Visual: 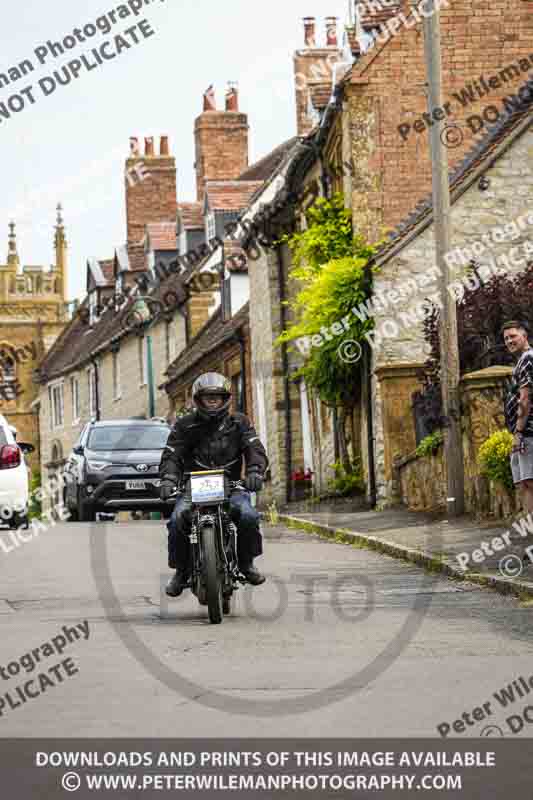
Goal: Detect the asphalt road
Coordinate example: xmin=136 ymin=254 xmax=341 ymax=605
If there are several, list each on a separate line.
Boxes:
xmin=1 ymin=516 xmax=533 ymax=738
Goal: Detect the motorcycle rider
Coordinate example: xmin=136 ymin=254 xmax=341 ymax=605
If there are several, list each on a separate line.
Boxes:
xmin=159 ymin=372 xmax=268 ymax=597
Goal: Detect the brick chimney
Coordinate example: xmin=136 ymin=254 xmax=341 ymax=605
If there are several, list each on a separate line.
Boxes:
xmin=293 ymin=17 xmax=343 ymax=136
xmin=194 ymin=84 xmax=249 ymax=202
xmin=125 ymin=135 xmax=177 ymax=245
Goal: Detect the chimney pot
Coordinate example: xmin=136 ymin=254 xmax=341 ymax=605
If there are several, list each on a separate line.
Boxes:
xmin=130 ymin=136 xmax=140 ymax=156
xmin=160 ymin=135 xmax=169 ymax=156
xmin=326 ymin=16 xmax=338 ymax=46
xmin=145 ymin=137 xmax=154 ymax=157
xmin=203 ymin=85 xmax=217 ymax=111
xmin=225 ymin=84 xmax=239 ymax=112
xmin=303 ymin=17 xmax=316 ymax=47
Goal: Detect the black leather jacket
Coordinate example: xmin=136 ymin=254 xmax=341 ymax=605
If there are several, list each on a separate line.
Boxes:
xmin=159 ymin=410 xmax=268 ymax=484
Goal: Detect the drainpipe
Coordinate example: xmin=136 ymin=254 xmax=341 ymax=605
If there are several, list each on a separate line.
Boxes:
xmin=364 ymin=341 xmax=377 ymax=508
xmin=276 ymin=245 xmax=293 ymax=505
xmin=91 ymin=358 xmax=101 ymax=421
xmin=236 ymin=329 xmax=247 ymax=414
xmin=146 ymin=333 xmax=156 ymax=418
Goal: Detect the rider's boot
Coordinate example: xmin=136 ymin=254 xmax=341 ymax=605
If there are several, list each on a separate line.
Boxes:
xmin=240 ymin=560 xmax=266 ymax=586
xmin=165 ymin=569 xmax=189 ymax=597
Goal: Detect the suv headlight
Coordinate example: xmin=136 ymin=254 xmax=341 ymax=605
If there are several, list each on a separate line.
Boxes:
xmin=87 ymin=460 xmax=109 ymax=472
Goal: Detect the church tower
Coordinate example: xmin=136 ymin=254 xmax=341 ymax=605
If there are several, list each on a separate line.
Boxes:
xmin=0 ymin=206 xmax=70 ymax=470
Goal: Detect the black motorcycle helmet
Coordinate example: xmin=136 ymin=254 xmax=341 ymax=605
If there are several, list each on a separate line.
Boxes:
xmin=192 ymin=372 xmax=232 ymax=422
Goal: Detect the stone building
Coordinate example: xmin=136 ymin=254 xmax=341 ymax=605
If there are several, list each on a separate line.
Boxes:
xmin=36 ymin=137 xmax=190 ymax=503
xmin=242 ymin=18 xmax=360 ymax=507
xmin=243 ymin=1 xmax=533 ymax=508
xmin=0 ymin=207 xmax=70 ymax=469
xmin=369 ymin=79 xmax=533 ymax=506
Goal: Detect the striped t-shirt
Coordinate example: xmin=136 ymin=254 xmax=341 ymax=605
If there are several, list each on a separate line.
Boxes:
xmin=505 ymin=348 xmax=533 ymax=436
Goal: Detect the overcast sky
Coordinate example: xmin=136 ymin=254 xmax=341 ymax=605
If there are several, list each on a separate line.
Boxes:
xmin=0 ymin=0 xmax=351 ymax=300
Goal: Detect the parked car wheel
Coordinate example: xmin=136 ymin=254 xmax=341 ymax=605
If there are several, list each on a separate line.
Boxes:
xmin=11 ymin=512 xmax=29 ymax=530
xmin=64 ymin=487 xmax=78 ymax=521
xmin=78 ymin=490 xmax=96 ymax=523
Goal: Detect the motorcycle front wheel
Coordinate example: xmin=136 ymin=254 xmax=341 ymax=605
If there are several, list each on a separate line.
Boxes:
xmin=201 ymin=523 xmax=223 ymax=624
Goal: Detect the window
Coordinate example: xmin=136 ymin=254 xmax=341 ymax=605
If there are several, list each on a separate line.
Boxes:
xmin=50 ymin=382 xmax=64 ymax=428
xmin=88 ymin=366 xmax=97 ymax=418
xmin=179 ymin=231 xmax=188 ymax=256
xmin=71 ymin=376 xmax=80 ymax=423
xmin=231 ymin=373 xmax=244 ymax=413
xmin=1 ymin=356 xmax=15 ymax=383
xmin=112 ymin=351 xmax=121 ymax=400
xmin=206 ymin=213 xmax=216 ymax=242
xmin=255 ymin=376 xmax=268 ymax=456
xmin=165 ymin=322 xmax=171 ymax=365
xmin=87 ymin=425 xmax=170 ymax=451
xmin=165 ymin=322 xmax=177 ymax=365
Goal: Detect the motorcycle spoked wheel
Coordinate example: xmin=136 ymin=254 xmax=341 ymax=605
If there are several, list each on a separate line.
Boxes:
xmin=201 ymin=523 xmax=224 ymax=624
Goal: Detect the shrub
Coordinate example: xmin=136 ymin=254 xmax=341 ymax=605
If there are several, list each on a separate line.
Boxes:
xmin=328 ymin=458 xmax=365 ymax=496
xmin=28 ymin=470 xmax=42 ymax=520
xmin=477 ymin=430 xmax=514 ymax=491
xmin=415 ymin=430 xmax=444 ymax=457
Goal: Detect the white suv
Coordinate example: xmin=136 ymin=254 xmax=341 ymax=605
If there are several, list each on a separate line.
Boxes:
xmin=0 ymin=414 xmax=33 ymax=529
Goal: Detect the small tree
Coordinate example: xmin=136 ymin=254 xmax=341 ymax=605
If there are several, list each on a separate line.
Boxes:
xmin=418 ymin=261 xmax=533 ymax=424
xmin=277 ymin=194 xmax=380 ymax=473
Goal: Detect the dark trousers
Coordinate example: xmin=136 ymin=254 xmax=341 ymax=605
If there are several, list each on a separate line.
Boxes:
xmin=167 ymin=490 xmax=262 ymax=570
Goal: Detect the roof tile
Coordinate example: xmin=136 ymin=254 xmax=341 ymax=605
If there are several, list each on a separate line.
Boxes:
xmin=205 ymin=181 xmax=263 ymax=212
xmin=146 ymin=222 xmax=177 ymax=251
xmin=177 ymin=202 xmax=204 ymax=230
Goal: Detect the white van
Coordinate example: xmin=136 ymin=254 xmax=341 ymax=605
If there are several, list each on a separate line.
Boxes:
xmin=0 ymin=415 xmax=32 ymax=529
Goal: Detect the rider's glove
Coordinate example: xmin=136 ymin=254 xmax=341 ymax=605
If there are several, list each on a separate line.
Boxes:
xmin=160 ymin=478 xmax=178 ymax=501
xmin=245 ymin=470 xmax=263 ymax=492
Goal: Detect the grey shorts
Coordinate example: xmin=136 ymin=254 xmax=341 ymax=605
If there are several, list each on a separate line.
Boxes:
xmin=510 ymin=437 xmax=533 ymax=484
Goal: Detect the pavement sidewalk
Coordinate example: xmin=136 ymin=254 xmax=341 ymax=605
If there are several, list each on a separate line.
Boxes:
xmin=278 ymin=505 xmax=533 ymax=600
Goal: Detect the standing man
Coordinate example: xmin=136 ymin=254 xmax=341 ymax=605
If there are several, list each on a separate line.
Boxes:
xmin=503 ymin=320 xmax=533 ymax=514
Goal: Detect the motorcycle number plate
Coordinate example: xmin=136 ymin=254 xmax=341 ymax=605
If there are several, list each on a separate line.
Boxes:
xmin=126 ymin=480 xmax=146 ymax=490
xmin=190 ymin=472 xmax=225 ymax=503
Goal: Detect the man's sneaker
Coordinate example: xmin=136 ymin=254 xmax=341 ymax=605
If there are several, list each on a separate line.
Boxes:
xmin=165 ymin=570 xmax=189 ymax=597
xmin=240 ymin=563 xmax=266 ymax=586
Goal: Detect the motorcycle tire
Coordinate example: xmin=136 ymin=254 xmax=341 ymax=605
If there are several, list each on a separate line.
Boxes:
xmin=201 ymin=523 xmax=223 ymax=624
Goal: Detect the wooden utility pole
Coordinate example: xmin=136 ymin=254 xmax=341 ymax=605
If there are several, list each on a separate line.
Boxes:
xmin=422 ymin=0 xmax=465 ymax=516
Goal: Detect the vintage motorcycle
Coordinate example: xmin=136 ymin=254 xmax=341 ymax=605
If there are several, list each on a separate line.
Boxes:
xmin=175 ymin=469 xmax=251 ymax=624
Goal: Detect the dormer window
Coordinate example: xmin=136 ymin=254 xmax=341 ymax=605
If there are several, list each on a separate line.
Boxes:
xmin=89 ymin=290 xmax=99 ymax=326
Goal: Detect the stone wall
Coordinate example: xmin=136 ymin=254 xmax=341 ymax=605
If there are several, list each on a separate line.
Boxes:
xmin=397 ymin=366 xmax=524 ymax=519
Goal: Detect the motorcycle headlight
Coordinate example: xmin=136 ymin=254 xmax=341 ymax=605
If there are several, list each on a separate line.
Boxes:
xmin=87 ymin=460 xmax=109 ymax=472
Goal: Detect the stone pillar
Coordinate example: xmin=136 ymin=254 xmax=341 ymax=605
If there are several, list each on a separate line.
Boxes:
xmin=460 ymin=365 xmax=518 ymax=516
xmin=374 ymin=362 xmax=425 ymax=503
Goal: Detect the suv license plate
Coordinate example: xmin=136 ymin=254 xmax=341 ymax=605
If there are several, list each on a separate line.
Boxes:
xmin=126 ymin=481 xmax=146 ymax=490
